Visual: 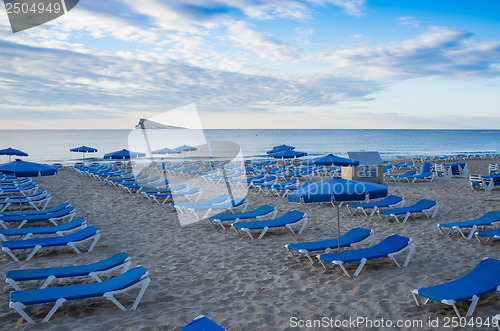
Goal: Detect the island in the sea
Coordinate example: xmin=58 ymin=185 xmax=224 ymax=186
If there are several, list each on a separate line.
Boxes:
xmin=135 ymin=118 xmax=186 ymax=129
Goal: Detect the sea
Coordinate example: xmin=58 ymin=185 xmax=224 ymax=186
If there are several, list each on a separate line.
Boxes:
xmin=0 ymin=129 xmax=499 ymax=165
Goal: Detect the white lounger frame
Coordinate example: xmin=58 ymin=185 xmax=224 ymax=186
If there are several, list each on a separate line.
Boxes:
xmin=318 ymin=239 xmax=415 ymax=277
xmin=411 ymin=267 xmax=500 ymax=320
xmin=6 ymin=256 xmax=132 ymax=291
xmin=9 ymin=270 xmax=150 ymax=324
xmin=0 ymin=210 xmax=76 ymax=231
xmin=150 ymin=190 xmax=202 ymax=205
xmin=437 ymin=221 xmax=500 ymax=241
xmin=187 ymin=201 xmax=249 ymax=220
xmin=347 ymin=199 xmax=405 ymax=217
xmin=208 ymin=207 xmax=278 ymax=230
xmin=232 ymin=216 xmax=308 ymax=240
xmin=2 ymin=230 xmax=100 ymax=262
xmin=287 ymin=230 xmax=376 ymax=264
xmin=377 ymin=203 xmax=439 ymax=223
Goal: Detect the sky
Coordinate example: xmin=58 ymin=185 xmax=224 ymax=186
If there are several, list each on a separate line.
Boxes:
xmin=1 ymin=0 xmax=500 ymax=129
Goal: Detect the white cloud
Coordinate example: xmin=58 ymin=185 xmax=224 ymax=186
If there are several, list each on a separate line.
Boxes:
xmin=395 ymin=16 xmax=421 ymax=28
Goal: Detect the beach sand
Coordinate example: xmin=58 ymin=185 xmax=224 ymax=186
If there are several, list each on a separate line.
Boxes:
xmin=0 ymin=158 xmax=499 ymax=330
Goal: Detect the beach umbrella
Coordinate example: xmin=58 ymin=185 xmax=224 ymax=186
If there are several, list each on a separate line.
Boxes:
xmin=270 ymin=150 xmax=307 ymax=159
xmin=288 ymin=178 xmax=387 ymax=250
xmin=152 ymin=148 xmax=182 ymax=155
xmin=266 ymin=144 xmax=295 ymax=155
xmin=70 ymin=145 xmax=98 ymax=160
xmin=0 ymin=148 xmax=28 ymax=162
xmin=0 ymin=159 xmax=57 ymax=215
xmin=304 ymin=154 xmax=360 ymax=167
xmin=174 ymin=145 xmax=198 ymax=161
xmin=103 ymin=149 xmax=146 ymax=160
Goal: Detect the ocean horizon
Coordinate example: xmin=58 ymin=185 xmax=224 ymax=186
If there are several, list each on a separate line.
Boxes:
xmin=1 ymin=129 xmax=499 ymax=164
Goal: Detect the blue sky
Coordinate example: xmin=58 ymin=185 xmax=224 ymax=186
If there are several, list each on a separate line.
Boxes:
xmin=1 ymin=0 xmax=499 ymax=129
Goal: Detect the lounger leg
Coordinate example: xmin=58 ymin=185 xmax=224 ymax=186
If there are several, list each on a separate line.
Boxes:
xmin=297 ymin=217 xmax=308 ymax=234
xmin=403 ymin=243 xmax=415 ymax=267
xmin=317 ymin=255 xmax=327 ymax=268
xmin=466 ymin=295 xmax=479 ymax=317
xmin=353 ymin=258 xmax=367 ymax=277
xmin=411 ymin=290 xmax=430 ymax=306
xmin=104 ymin=277 xmax=151 ymax=311
xmin=257 ymin=227 xmax=269 ymax=239
xmin=40 ymin=275 xmax=56 ymax=289
xmin=431 ymin=204 xmax=439 ymax=218
xmin=303 ymin=252 xmax=314 ymax=264
xmin=459 ymin=225 xmax=476 ymax=240
xmin=42 ymin=298 xmax=66 ymax=322
xmin=442 ymin=300 xmax=463 ymax=318
xmin=9 ymin=302 xmax=37 ymax=324
xmin=402 ymin=213 xmax=410 ymax=223
xmin=369 ymin=207 xmax=377 ymax=217
xmin=25 ymin=245 xmax=42 ymax=261
xmin=5 ymin=278 xmax=22 ymax=291
xmin=88 ymin=233 xmax=101 ymax=252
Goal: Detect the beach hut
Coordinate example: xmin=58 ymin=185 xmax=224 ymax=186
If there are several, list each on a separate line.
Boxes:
xmin=342 ymin=151 xmax=384 ymax=184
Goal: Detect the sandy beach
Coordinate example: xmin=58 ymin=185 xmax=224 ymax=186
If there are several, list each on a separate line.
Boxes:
xmin=0 ymin=158 xmax=499 ymax=330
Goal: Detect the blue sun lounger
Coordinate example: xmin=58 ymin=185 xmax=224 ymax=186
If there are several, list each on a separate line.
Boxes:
xmin=412 ymin=257 xmax=500 ymax=318
xmin=271 ymin=181 xmax=314 ymax=197
xmin=0 ymin=189 xmax=45 ymax=201
xmin=149 ymin=188 xmax=202 ymax=205
xmin=437 ymin=211 xmax=500 ymax=240
xmin=286 ymin=227 xmax=375 ymax=263
xmin=0 ymin=201 xmax=71 ymax=217
xmin=208 ymin=204 xmax=277 ymax=229
xmin=317 ymin=235 xmax=415 ymax=277
xmin=0 ymin=206 xmax=76 ymax=229
xmin=254 ymin=179 xmax=297 ymax=194
xmin=180 ymin=315 xmax=226 ymax=331
xmin=9 ymin=265 xmax=150 ymax=324
xmin=377 ymin=199 xmax=439 ymax=223
xmin=0 ymin=216 xmax=86 ymax=241
xmin=0 ymin=182 xmax=39 ymax=196
xmin=404 ymin=162 xmax=435 ymax=182
xmin=171 ymin=194 xmax=230 ymax=214
xmin=346 ymin=195 xmax=405 ymax=217
xmin=139 ymin=184 xmax=188 ymax=199
xmin=186 ymin=198 xmax=248 ymax=220
xmin=6 ymin=252 xmax=131 ymax=290
xmin=232 ymin=210 xmax=308 ymax=239
xmin=474 ymin=228 xmax=500 ymax=243
xmin=1 ymin=225 xmax=100 ymax=261
xmin=0 ymin=192 xmax=52 ymax=212
xmin=385 ymin=171 xmax=417 ymax=182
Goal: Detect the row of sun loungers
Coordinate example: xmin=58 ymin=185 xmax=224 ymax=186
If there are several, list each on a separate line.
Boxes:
xmin=0 ymin=178 xmax=151 ymax=324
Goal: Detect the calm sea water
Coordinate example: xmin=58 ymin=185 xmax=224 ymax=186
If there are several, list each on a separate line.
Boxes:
xmin=0 ymin=129 xmax=499 ymax=164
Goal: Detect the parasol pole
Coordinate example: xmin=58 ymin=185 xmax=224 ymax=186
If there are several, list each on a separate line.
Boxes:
xmin=18 ymin=177 xmax=23 ymax=216
xmin=336 ymin=202 xmax=340 ymax=250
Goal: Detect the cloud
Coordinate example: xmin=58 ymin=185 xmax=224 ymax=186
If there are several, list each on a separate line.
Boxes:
xmin=395 ymin=16 xmax=421 ymax=28
xmin=315 ymin=26 xmax=500 ymax=79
